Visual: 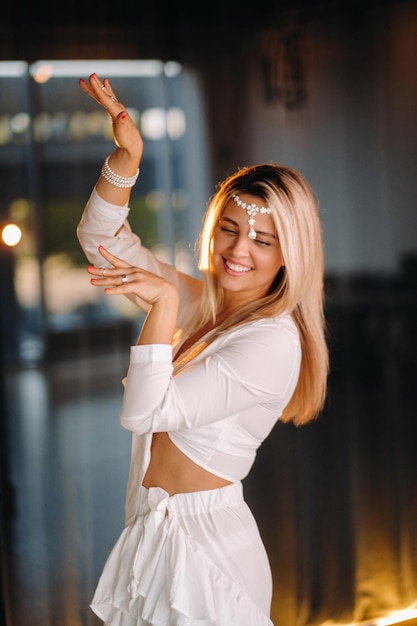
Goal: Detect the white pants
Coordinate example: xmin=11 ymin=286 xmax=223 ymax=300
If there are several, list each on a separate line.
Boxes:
xmin=91 ymin=482 xmax=273 ymax=626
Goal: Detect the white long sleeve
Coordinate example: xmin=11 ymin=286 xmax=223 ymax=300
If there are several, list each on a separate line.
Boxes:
xmin=77 ymin=187 xmax=201 ymax=320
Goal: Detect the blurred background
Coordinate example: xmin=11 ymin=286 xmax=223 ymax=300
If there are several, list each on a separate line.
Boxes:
xmin=0 ymin=0 xmax=416 ymax=624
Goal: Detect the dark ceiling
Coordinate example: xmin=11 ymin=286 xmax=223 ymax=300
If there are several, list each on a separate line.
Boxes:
xmin=1 ymin=0 xmax=387 ymax=62
xmin=5 ymin=0 xmax=369 ymax=26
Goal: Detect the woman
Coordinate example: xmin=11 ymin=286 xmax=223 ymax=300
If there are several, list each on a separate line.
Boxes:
xmin=77 ymin=73 xmax=328 ymax=626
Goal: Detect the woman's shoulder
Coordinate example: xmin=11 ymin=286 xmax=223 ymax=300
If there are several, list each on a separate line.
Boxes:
xmin=236 ymin=313 xmax=298 ymax=339
xmin=210 ymin=314 xmax=301 ymax=386
xmin=214 ymin=313 xmax=300 ymax=353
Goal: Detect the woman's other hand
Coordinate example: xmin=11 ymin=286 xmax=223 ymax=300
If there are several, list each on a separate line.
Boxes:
xmin=87 ymin=246 xmax=179 ymax=345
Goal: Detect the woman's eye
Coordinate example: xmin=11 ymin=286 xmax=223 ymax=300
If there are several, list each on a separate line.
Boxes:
xmin=256 ymin=239 xmax=271 ymax=246
xmin=221 ymin=226 xmax=238 ymax=235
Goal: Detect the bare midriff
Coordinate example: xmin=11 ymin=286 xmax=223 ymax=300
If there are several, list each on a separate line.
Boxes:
xmin=142 ymin=432 xmax=232 ymax=495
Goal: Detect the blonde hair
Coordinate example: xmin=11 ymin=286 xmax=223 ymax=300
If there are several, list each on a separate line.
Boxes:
xmin=177 ymin=163 xmax=328 ymax=425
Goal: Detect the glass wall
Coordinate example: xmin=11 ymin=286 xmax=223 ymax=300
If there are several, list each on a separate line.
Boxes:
xmin=0 ymin=60 xmax=210 ymax=365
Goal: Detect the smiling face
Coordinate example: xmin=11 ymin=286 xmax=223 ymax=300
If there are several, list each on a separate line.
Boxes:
xmin=212 ymin=193 xmax=284 ymax=310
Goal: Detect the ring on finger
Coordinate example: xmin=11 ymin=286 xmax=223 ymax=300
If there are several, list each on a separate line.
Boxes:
xmin=102 ymin=267 xmax=107 ymax=276
xmin=121 ymin=274 xmax=128 ymax=284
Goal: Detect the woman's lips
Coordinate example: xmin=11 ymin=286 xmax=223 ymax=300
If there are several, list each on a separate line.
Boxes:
xmin=223 ymin=258 xmax=252 ymax=274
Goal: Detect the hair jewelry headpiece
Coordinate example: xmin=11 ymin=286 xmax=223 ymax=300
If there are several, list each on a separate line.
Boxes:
xmin=232 ymin=194 xmax=272 ymax=240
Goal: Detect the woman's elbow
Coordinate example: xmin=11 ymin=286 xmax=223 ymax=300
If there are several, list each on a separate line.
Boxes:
xmin=119 ymin=413 xmax=152 ymax=434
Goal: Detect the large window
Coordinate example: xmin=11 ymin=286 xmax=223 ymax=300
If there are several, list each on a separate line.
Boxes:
xmin=0 ymin=60 xmax=210 ymax=364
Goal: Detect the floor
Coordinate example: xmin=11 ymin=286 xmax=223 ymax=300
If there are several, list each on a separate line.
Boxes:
xmin=1 ymin=275 xmax=417 ymax=626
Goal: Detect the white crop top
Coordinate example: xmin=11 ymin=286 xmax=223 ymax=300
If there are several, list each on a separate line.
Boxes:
xmin=77 ymin=189 xmax=301 ymax=525
xmin=120 ymin=316 xmax=300 ymax=522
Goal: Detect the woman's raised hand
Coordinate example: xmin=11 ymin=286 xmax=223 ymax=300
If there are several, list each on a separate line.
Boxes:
xmin=79 ymin=73 xmax=143 ymax=162
xmin=79 ymin=73 xmax=143 ymax=203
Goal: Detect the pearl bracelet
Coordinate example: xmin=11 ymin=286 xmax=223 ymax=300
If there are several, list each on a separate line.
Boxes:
xmin=101 ymin=155 xmax=140 ymax=188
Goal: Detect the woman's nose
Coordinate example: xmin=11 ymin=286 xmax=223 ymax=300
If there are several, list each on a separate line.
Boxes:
xmin=230 ymin=233 xmax=250 ymax=256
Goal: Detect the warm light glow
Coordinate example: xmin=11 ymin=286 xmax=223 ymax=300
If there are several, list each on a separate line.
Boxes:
xmin=336 ymin=604 xmax=417 ymax=625
xmin=2 ymin=223 xmax=22 ymax=246
xmin=31 ymin=63 xmax=53 ymax=83
xmin=376 ymin=607 xmax=417 ymax=625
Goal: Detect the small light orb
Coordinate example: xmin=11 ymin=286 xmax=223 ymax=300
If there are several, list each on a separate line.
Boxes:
xmin=2 ymin=223 xmax=22 ymax=247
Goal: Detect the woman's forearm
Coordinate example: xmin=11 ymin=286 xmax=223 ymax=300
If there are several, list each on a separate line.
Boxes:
xmin=137 ymin=290 xmax=179 ymax=346
xmin=95 ymin=148 xmax=141 ymax=206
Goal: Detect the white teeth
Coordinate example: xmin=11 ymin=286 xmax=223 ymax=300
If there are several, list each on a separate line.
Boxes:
xmin=225 ymin=260 xmax=251 ymax=273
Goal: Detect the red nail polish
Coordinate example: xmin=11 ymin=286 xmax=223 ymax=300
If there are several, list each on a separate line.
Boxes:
xmin=90 ymin=278 xmax=97 ymax=283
